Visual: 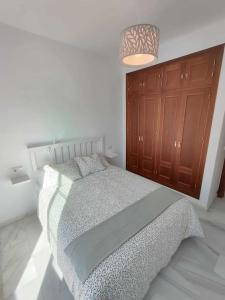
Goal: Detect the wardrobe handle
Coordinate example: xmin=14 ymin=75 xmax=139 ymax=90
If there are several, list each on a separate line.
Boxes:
xmin=177 ymin=141 xmax=181 ymax=148
xmin=141 ymin=136 xmax=144 ymax=142
xmin=181 ymin=74 xmax=184 ymax=79
xmin=174 ymin=141 xmax=177 ymax=148
xmin=138 ymin=136 xmax=141 ymax=142
xmin=185 ymin=73 xmax=188 ymax=79
xmin=211 ymin=59 xmax=216 ymax=77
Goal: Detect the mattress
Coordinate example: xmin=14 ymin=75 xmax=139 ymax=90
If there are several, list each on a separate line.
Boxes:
xmin=38 ymin=165 xmax=203 ymax=300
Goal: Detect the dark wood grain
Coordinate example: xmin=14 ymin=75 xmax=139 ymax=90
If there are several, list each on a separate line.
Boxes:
xmin=139 ymin=94 xmax=160 ymax=178
xmin=126 ymin=44 xmax=224 ymax=199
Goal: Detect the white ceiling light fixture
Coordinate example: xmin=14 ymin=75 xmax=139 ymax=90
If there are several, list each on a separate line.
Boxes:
xmin=120 ymin=24 xmax=160 ymax=66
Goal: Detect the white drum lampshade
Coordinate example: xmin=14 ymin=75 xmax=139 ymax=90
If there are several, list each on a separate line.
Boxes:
xmin=120 ymin=24 xmax=160 ymax=66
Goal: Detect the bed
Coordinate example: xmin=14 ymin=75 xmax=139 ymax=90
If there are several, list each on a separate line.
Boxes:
xmin=28 ymin=137 xmax=203 ymax=300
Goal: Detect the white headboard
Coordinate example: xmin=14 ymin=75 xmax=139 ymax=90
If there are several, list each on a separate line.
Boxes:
xmin=28 ymin=136 xmax=104 ymax=172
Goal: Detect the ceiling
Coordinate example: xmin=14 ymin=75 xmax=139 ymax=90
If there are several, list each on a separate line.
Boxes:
xmin=0 ymin=0 xmax=225 ymax=56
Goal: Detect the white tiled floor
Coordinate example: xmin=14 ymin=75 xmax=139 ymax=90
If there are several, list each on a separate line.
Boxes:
xmin=195 ymin=197 xmax=225 ymax=226
xmin=0 ymin=198 xmax=225 ymax=300
xmin=0 ymin=215 xmax=73 ymax=300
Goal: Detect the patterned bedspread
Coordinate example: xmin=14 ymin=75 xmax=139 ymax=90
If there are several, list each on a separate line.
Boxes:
xmin=38 ymin=166 xmax=203 ymax=300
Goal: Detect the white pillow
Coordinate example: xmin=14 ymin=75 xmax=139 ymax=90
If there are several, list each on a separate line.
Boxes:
xmin=43 ymin=160 xmax=81 ymax=188
xmin=95 ymin=153 xmax=111 ymax=168
xmin=74 ymin=154 xmax=106 ymax=177
xmin=50 ymin=160 xmax=81 ymax=180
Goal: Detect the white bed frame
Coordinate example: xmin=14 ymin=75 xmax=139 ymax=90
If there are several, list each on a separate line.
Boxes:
xmin=28 ymin=136 xmax=105 ymax=172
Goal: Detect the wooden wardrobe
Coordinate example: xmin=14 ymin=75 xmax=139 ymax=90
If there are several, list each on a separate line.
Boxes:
xmin=126 ymin=45 xmax=224 ymax=198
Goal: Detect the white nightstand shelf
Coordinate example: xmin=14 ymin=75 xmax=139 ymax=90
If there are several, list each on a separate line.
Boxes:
xmin=11 ymin=174 xmax=30 ymax=185
xmin=10 ymin=166 xmax=30 ymax=185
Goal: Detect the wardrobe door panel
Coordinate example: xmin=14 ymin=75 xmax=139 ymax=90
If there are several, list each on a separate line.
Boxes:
xmin=126 ymin=97 xmax=139 ymax=172
xmin=139 ymin=95 xmax=160 ymax=178
xmin=157 ymin=91 xmax=181 ymax=185
xmin=184 ymin=49 xmax=216 ymax=89
xmin=163 ymin=61 xmax=184 ymax=90
xmin=127 ymin=73 xmax=142 ymax=95
xmin=175 ymin=88 xmax=211 ymax=197
xmin=143 ymin=68 xmax=162 ymax=93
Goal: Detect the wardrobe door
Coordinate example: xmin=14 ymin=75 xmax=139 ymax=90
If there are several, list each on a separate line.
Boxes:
xmin=162 ymin=61 xmax=185 ymax=90
xmin=139 ymin=95 xmax=160 ymax=178
xmin=127 ymin=72 xmax=143 ymax=95
xmin=126 ymin=96 xmax=139 ymax=173
xmin=183 ymin=49 xmax=217 ymax=89
xmin=143 ymin=67 xmax=162 ymax=93
xmin=156 ymin=91 xmax=181 ymax=186
xmin=174 ymin=88 xmax=212 ymax=197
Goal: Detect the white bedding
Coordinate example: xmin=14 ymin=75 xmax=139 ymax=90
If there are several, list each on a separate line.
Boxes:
xmin=38 ymin=165 xmax=203 ymax=300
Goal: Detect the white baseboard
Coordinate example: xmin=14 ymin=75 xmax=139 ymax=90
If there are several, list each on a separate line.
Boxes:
xmin=0 ymin=209 xmax=37 ymax=229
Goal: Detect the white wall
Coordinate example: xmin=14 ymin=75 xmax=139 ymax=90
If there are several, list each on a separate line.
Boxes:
xmin=121 ymin=18 xmax=225 ymax=209
xmin=2 ymin=17 xmax=225 ymax=225
xmin=0 ymin=23 xmax=122 ymax=226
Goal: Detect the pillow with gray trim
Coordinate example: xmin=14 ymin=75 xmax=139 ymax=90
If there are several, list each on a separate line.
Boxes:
xmin=50 ymin=160 xmax=81 ymax=181
xmin=74 ymin=154 xmax=106 ymax=177
xmin=43 ymin=160 xmax=81 ymax=188
xmin=92 ymin=153 xmax=110 ymax=168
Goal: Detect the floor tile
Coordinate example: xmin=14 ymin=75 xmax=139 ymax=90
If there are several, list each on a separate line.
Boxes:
xmin=6 ymin=276 xmax=45 ymax=300
xmin=0 ymin=198 xmax=225 ymax=299
xmin=2 ymin=256 xmax=38 ymax=298
xmin=0 ymin=284 xmax=4 ymax=300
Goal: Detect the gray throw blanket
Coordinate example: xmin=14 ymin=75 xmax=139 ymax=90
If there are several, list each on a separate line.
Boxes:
xmin=65 ymin=187 xmax=183 ymax=282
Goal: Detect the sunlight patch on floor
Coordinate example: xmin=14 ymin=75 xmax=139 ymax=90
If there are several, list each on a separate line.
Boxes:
xmin=0 ymin=215 xmax=68 ymax=300
xmin=12 ymin=232 xmax=51 ymax=299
